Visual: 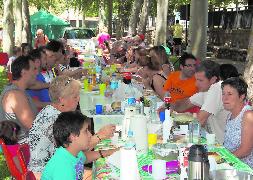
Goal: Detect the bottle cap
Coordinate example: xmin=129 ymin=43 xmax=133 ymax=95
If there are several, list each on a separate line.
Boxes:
xmin=122 ymin=72 xmax=132 ymax=80
xmin=128 ymin=130 xmax=134 ymax=137
xmin=164 ymin=97 xmax=172 ymax=103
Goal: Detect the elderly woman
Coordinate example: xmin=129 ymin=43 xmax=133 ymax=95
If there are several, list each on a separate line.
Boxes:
xmin=222 ymin=77 xmax=253 ymax=168
xmin=143 ymin=46 xmax=173 ymax=99
xmin=28 ymin=76 xmax=117 ymax=178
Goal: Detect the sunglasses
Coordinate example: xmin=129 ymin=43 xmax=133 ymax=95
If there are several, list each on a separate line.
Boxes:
xmin=65 ymin=79 xmax=72 ymax=86
xmin=184 ymin=64 xmax=196 ymax=67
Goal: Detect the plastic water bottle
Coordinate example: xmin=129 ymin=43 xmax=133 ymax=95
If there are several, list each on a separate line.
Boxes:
xmin=163 ymin=109 xmax=173 ymax=143
xmin=110 ymin=73 xmax=118 ymax=90
xmin=189 ymin=113 xmax=200 ymax=144
xmin=95 ymin=56 xmax=102 ymax=84
xmin=125 ymin=131 xmax=136 ymax=149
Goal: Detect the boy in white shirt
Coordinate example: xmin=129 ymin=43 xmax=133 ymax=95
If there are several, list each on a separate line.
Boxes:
xmin=172 ymin=60 xmax=229 ymax=144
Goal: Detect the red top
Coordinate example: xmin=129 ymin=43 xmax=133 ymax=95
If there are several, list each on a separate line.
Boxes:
xmin=34 ymin=35 xmax=49 ymax=48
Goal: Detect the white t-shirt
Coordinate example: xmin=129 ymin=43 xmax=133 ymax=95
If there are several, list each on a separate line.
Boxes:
xmin=190 ymin=81 xmax=229 ymax=144
xmin=41 ymin=70 xmax=55 ymax=83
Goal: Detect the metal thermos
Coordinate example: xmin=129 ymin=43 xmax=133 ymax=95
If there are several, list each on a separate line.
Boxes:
xmin=188 ymin=145 xmax=210 ymax=180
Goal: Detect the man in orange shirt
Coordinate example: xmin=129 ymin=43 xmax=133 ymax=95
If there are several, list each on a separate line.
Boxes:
xmin=163 ymin=53 xmax=199 ymax=113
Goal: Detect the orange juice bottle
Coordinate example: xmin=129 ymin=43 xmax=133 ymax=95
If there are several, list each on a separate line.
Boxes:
xmin=92 ymin=74 xmax=96 ymax=86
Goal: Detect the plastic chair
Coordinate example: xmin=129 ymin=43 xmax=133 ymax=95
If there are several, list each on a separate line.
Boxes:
xmin=17 ymin=143 xmax=30 ymax=175
xmin=0 ymin=52 xmax=9 ymax=66
xmin=0 ymin=139 xmax=22 ymax=179
xmin=0 ymin=139 xmax=31 ymax=180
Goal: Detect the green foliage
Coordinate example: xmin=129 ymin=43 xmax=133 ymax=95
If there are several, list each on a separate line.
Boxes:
xmin=209 ymin=0 xmax=247 ymax=7
xmin=143 ymin=97 xmax=151 ymax=107
xmin=169 ymin=55 xmax=180 ymax=71
xmin=27 ymin=0 xmax=248 ymax=19
xmin=0 ymin=153 xmax=11 ymax=180
xmin=29 ymin=0 xmax=68 ymax=14
xmin=0 ymin=67 xmax=9 ymax=94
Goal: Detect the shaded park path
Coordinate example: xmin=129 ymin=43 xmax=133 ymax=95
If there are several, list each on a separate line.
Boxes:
xmin=208 ymin=57 xmax=246 ymax=74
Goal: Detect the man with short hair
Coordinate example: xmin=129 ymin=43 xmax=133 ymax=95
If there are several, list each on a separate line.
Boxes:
xmin=163 ymin=53 xmax=198 ymax=103
xmin=0 ymin=56 xmax=38 ymax=143
xmin=172 ymin=60 xmax=229 ymax=144
xmin=44 ymin=40 xmax=64 ymax=81
xmin=45 ymin=40 xmax=86 ymax=79
xmin=27 ymin=48 xmax=51 ymax=106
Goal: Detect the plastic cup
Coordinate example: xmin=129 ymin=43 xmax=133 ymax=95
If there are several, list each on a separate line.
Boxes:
xmin=110 ymin=64 xmax=117 ymax=73
xmin=159 ymin=111 xmax=165 ymax=122
xmin=97 ymin=48 xmax=103 ymax=57
xmin=206 ymin=133 xmax=216 ymax=145
xmin=111 ymin=133 xmax=119 ymax=145
xmin=88 ymin=84 xmax=93 ymax=91
xmin=95 ymin=104 xmax=103 ymax=114
xmin=99 ymin=83 xmax=106 ymax=96
xmin=151 ymin=159 xmax=167 ymax=180
xmin=83 ymin=79 xmax=89 ymax=91
xmin=148 ymin=134 xmax=157 ymax=147
xmin=83 ymin=62 xmax=90 ymax=69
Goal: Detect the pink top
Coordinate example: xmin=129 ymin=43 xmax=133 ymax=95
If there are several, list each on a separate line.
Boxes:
xmin=98 ymin=33 xmax=110 ymax=46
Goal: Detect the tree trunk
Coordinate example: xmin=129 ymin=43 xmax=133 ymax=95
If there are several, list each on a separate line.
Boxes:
xmin=22 ymin=0 xmax=32 ymax=45
xmin=188 ymin=0 xmax=208 ymax=61
xmin=243 ymin=24 xmax=253 ymax=101
xmin=154 ymin=0 xmax=168 ymax=46
xmin=128 ymin=0 xmax=143 ymax=36
xmin=116 ymin=0 xmax=124 ymax=39
xmin=98 ymin=0 xmax=106 ymax=31
xmin=14 ymin=0 xmax=22 ymax=46
xmin=76 ymin=9 xmax=80 ymax=28
xmin=82 ymin=11 xmax=86 ymax=28
xmin=137 ymin=0 xmax=150 ymax=34
xmin=107 ymin=0 xmax=113 ymax=35
xmin=3 ymin=0 xmax=15 ymax=56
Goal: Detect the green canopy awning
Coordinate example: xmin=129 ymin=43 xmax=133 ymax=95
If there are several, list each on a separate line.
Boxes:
xmin=30 ymin=10 xmax=70 ymax=26
xmin=30 ymin=10 xmax=70 ymax=43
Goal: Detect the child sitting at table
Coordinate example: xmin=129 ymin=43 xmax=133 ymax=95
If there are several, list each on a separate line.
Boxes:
xmin=41 ymin=111 xmax=92 ymax=180
xmin=0 ymin=121 xmax=21 ymax=156
xmin=0 ymin=121 xmax=24 ymax=175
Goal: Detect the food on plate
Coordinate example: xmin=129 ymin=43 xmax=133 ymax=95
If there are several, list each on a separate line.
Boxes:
xmin=111 ymin=101 xmax=121 ymax=111
xmin=172 ymin=113 xmax=194 ymax=124
xmin=143 ymin=89 xmax=154 ymax=96
xmin=208 ymin=152 xmax=224 ymax=164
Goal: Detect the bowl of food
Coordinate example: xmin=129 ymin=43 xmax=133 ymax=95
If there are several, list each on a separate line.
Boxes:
xmin=111 ymin=101 xmax=121 ymax=111
xmin=208 ymin=152 xmax=224 ymax=164
xmin=152 ymin=143 xmax=179 ymax=161
xmin=172 ymin=112 xmax=194 ymax=125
